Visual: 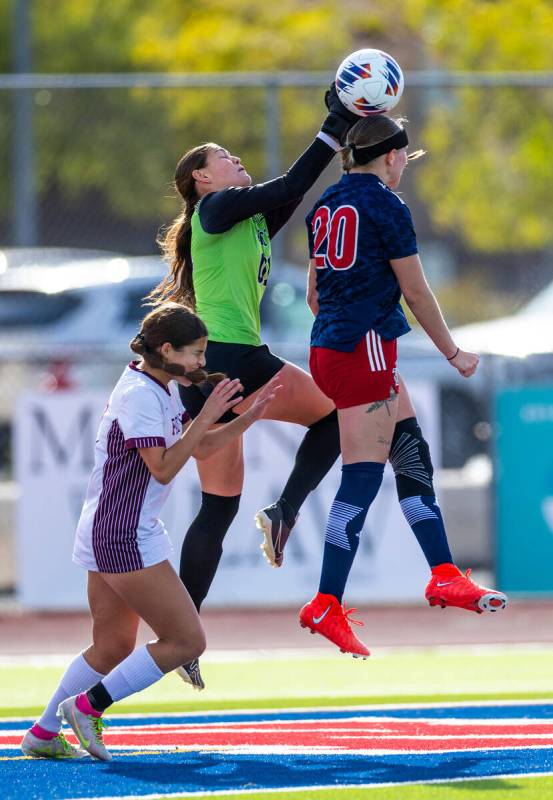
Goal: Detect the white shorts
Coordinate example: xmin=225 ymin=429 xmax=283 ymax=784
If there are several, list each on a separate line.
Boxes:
xmin=72 ymin=522 xmax=174 ymax=574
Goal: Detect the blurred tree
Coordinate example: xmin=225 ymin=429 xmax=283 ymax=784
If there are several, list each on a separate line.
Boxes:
xmin=15 ymin=0 xmax=387 ymax=232
xmin=3 ymin=0 xmax=551 ymax=264
xmin=404 ymin=0 xmax=553 ymax=251
xmin=0 ymin=0 xmax=10 ymax=72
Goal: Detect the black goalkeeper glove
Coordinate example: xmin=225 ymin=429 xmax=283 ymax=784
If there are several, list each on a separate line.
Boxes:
xmin=320 ymin=82 xmax=360 ymax=145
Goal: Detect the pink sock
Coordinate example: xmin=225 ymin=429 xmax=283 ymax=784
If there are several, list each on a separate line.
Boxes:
xmin=75 ymin=692 xmax=102 ymax=718
xmin=30 ymin=722 xmax=58 ymax=740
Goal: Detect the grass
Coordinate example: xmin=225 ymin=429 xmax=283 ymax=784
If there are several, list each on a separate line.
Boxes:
xmin=1 ymin=647 xmax=552 ymax=717
xmin=2 ymin=647 xmax=552 ymax=798
xmin=170 ymin=778 xmax=553 ymax=800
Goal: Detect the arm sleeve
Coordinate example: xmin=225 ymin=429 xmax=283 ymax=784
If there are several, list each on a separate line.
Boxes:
xmin=117 ymin=388 xmax=167 ymax=450
xmin=377 ymin=200 xmax=418 ymax=260
xmin=198 ymin=136 xmax=337 ymax=235
xmin=264 ymin=196 xmax=304 ymax=239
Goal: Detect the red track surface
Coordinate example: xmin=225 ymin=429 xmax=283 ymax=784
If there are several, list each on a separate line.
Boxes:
xmin=4 ymin=717 xmax=553 ymax=752
xmin=0 ymin=601 xmax=552 ymax=656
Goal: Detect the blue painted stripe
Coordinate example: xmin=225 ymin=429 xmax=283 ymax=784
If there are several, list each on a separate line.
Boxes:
xmin=1 ymin=748 xmax=553 ymax=799
xmin=3 ymin=703 xmax=553 ymax=731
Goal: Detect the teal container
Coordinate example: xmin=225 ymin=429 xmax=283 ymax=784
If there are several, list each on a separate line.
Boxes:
xmin=496 ymin=385 xmax=553 ymax=595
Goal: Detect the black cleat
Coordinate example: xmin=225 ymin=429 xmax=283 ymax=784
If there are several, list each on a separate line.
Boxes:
xmin=254 ymin=500 xmax=297 ymax=568
xmin=176 ymin=658 xmax=205 ymax=691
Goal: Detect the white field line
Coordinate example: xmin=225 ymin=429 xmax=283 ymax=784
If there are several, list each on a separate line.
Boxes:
xmin=3 ymin=724 xmax=553 ymax=739
xmin=2 ymin=697 xmax=553 ymax=724
xmin=5 ymin=732 xmax=553 ymax=745
xmin=3 ymin=743 xmax=553 ymax=756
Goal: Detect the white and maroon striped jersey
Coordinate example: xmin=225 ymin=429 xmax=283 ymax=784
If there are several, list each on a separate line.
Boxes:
xmin=74 ymin=362 xmax=188 ymax=573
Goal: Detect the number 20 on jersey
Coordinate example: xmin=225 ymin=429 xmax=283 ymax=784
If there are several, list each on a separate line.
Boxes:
xmin=312 ymin=205 xmax=359 ymax=271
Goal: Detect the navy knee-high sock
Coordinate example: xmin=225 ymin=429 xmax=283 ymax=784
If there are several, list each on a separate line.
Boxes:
xmin=390 ymin=417 xmax=453 ymax=568
xmin=319 ymin=462 xmax=384 ymax=602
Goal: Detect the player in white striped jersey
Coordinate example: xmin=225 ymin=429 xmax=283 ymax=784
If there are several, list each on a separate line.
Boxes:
xmin=22 ymin=302 xmax=278 ymax=761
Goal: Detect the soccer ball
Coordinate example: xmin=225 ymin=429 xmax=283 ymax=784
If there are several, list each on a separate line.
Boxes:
xmin=335 ymin=48 xmax=404 ymax=116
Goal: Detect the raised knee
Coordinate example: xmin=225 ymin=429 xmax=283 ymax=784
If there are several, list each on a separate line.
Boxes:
xmin=390 ymin=416 xmax=434 ymax=498
xmin=175 ymin=627 xmax=206 ymax=664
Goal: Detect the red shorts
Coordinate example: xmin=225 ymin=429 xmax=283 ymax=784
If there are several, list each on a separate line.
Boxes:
xmin=309 ymin=332 xmax=399 ymax=410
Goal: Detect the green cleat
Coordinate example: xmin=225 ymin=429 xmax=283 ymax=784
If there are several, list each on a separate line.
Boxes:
xmin=57 ymin=696 xmax=112 ymax=761
xmin=21 ymin=729 xmax=88 ymax=759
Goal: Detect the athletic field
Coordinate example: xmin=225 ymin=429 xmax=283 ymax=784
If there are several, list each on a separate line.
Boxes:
xmin=2 ymin=617 xmax=553 ymax=800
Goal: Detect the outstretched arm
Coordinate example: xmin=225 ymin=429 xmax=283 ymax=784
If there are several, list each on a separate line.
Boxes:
xmin=199 ymin=135 xmax=339 ymax=235
xmin=198 ymin=82 xmax=358 ymax=235
xmin=193 ymin=376 xmax=280 ymax=460
xmin=391 ymin=254 xmax=479 ymax=378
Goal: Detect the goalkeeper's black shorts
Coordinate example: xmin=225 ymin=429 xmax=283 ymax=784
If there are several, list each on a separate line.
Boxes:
xmin=178 ymin=340 xmax=285 ymax=424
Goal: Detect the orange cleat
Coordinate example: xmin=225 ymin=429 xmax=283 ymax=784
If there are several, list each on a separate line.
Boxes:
xmin=299 ymin=592 xmax=370 ymax=658
xmin=425 ymin=567 xmax=508 ymax=614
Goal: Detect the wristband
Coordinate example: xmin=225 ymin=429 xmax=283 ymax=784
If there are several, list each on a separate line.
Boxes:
xmin=446 ymin=347 xmax=459 ymax=361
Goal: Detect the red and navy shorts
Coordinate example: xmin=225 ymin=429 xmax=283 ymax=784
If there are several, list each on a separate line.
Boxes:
xmin=309 ymin=332 xmax=399 ymax=410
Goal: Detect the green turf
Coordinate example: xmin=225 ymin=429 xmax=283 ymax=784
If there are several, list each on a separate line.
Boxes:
xmin=3 ymin=649 xmax=552 ymax=799
xmin=1 ymin=648 xmax=552 ymax=717
xmin=169 ymin=777 xmax=553 ymax=800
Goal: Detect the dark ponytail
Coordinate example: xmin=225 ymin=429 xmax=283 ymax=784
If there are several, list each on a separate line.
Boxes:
xmin=130 ymin=301 xmax=225 ymax=385
xmin=148 ymin=142 xmax=220 ymax=309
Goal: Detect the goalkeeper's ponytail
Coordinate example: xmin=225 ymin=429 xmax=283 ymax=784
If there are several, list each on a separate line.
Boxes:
xmin=149 ymin=143 xmax=219 ymax=309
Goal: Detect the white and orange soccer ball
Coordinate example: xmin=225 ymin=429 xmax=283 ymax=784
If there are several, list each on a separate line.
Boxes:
xmin=335 ymin=48 xmax=404 ymax=116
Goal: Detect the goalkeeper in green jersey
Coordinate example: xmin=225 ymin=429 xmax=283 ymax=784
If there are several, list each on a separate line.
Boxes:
xmin=150 ymin=84 xmax=357 ymax=690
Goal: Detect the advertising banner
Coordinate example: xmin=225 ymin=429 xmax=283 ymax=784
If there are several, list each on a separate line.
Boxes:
xmin=15 ymin=383 xmax=437 ymax=609
xmin=496 ymin=385 xmax=553 ymax=595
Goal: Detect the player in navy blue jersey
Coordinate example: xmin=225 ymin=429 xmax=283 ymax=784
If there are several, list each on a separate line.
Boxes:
xmin=297 ymin=115 xmax=508 ymax=657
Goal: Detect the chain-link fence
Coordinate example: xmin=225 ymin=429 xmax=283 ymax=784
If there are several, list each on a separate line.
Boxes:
xmin=2 ymin=72 xmax=553 ymax=288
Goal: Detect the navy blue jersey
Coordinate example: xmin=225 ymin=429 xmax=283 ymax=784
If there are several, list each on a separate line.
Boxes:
xmin=306 ymin=172 xmax=417 ymax=352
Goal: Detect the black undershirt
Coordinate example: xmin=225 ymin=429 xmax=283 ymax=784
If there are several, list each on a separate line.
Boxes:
xmin=198 ymin=137 xmax=336 ymax=239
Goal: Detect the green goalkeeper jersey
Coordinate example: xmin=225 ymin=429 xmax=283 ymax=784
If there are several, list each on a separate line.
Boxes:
xmin=191 ymin=209 xmax=271 ymax=346
xmin=188 ymin=136 xmax=336 ymax=346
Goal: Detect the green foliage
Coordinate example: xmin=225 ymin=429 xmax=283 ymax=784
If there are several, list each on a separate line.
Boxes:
xmin=0 ymin=0 xmax=11 ymax=72
xmin=7 ymin=0 xmax=368 ymax=226
xmin=130 ymin=0 xmax=351 ymax=72
xmin=31 ymin=0 xmax=148 ymax=72
xmin=404 ymin=0 xmax=553 ymax=251
xmin=3 ymin=0 xmax=553 ymax=259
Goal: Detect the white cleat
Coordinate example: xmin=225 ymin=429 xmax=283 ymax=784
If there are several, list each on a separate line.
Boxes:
xmin=176 ymin=658 xmax=205 ymax=691
xmin=254 ymin=501 xmax=297 ymax=568
xmin=21 ymin=729 xmax=88 ymax=759
xmin=57 ymin=696 xmax=112 ymax=761
xmin=478 ymin=590 xmax=508 ymax=613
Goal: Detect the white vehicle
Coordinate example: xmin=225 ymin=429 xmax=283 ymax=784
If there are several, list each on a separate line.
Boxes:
xmin=0 ymin=256 xmax=168 ymax=432
xmin=0 ymin=255 xmax=166 ymax=353
xmin=0 ymin=256 xmax=313 ymax=353
xmin=0 ymin=247 xmax=124 ymax=280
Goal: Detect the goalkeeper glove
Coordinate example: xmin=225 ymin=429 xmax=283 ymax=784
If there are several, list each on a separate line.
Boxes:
xmin=320 ymin=83 xmax=359 ymax=145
